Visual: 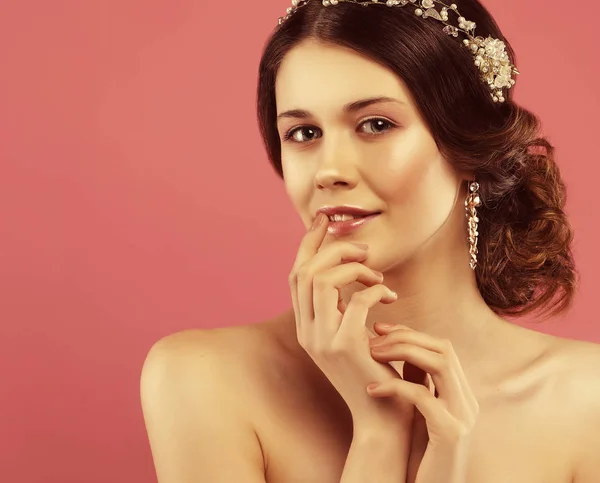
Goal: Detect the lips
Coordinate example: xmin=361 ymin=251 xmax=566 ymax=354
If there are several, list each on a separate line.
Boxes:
xmin=316 ymin=206 xmax=381 ymax=219
xmin=327 ymin=212 xmax=380 ymax=221
xmin=325 ymin=212 xmax=381 ymax=236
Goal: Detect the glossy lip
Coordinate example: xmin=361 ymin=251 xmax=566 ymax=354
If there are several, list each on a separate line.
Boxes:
xmin=316 ymin=205 xmax=381 ymax=219
xmin=326 ymin=212 xmax=380 ymax=236
xmin=313 ymin=206 xmax=382 ymax=236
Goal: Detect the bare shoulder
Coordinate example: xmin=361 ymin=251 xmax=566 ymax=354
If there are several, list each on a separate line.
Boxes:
xmin=542 ymin=334 xmax=600 ymax=482
xmin=140 ymin=316 xmax=291 ymax=416
xmin=499 ymin=324 xmax=600 ymax=422
xmin=546 ymin=334 xmax=600 ymax=386
xmin=143 ymin=318 xmax=281 ymax=370
xmin=532 ymin=332 xmax=600 ymax=402
xmin=139 ymin=317 xmax=290 ymax=483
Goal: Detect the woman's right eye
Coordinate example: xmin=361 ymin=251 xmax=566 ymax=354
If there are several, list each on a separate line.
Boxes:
xmin=283 ymin=126 xmax=322 ymax=143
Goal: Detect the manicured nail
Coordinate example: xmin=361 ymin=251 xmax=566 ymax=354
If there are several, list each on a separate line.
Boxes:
xmin=371 ymin=344 xmax=391 ymax=352
xmin=366 ymin=383 xmax=380 ymax=391
xmin=311 ymin=213 xmax=326 ymax=230
xmin=351 ymin=242 xmax=369 ymax=249
xmin=375 ymin=322 xmax=394 ymax=328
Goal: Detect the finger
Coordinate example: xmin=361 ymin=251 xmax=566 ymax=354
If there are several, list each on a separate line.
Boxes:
xmin=373 ymin=327 xmax=477 ymax=407
xmin=366 ymin=379 xmax=453 ymax=432
xmin=370 ymin=343 xmax=467 ymax=416
xmin=373 ymin=323 xmax=411 ymax=335
xmin=297 ymin=245 xmax=371 ymax=336
xmin=289 ymin=213 xmax=329 ymax=331
xmin=295 ymin=241 xmax=370 ymax=328
xmin=336 ymin=284 xmax=398 ymax=340
xmin=373 ymin=325 xmax=446 ymax=353
xmin=313 ymin=262 xmax=390 ymax=336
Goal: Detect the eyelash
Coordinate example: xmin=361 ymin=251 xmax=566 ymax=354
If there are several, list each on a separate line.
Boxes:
xmin=282 ymin=117 xmax=398 ymax=143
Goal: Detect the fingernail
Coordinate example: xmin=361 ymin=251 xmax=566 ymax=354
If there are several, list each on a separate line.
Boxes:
xmin=371 ymin=344 xmax=391 ymax=352
xmin=369 ymin=335 xmax=386 ymax=345
xmin=311 ymin=213 xmax=326 ymax=230
xmin=350 ymin=242 xmax=369 ymax=249
xmin=376 ymin=322 xmax=409 ymax=331
xmin=366 ymin=383 xmax=380 ymax=391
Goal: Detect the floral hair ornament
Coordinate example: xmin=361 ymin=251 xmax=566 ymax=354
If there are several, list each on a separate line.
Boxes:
xmin=277 ymin=0 xmax=519 ymax=103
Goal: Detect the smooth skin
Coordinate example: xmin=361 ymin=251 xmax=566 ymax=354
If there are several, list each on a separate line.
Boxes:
xmin=140 ymin=40 xmax=600 ymax=482
xmin=289 ymin=212 xmax=479 ymax=482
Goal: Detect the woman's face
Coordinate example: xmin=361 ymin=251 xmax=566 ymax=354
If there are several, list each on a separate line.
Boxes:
xmin=275 ymin=40 xmax=468 ymax=272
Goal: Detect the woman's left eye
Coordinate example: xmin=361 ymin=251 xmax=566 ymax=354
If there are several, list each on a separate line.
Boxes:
xmin=359 ymin=118 xmax=396 ymax=135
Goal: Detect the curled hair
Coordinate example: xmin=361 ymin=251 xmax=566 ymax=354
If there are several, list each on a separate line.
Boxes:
xmin=256 ymin=0 xmax=578 ymax=319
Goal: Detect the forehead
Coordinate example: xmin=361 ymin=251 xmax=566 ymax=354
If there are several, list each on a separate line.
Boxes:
xmin=275 ymin=40 xmax=414 ymax=112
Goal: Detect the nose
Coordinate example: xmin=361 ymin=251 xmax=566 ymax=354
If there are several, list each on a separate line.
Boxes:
xmin=313 ymin=134 xmax=360 ymax=191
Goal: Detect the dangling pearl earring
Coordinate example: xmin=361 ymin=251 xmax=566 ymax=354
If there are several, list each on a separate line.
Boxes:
xmin=465 ymin=180 xmax=481 ymax=270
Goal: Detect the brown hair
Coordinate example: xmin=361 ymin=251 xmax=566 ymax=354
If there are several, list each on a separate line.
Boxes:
xmin=256 ymin=0 xmax=578 ymax=320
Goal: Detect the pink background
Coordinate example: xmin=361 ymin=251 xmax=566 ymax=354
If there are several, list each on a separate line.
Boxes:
xmin=1 ymin=0 xmax=598 ymax=481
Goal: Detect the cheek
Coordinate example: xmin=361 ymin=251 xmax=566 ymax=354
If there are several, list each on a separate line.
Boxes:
xmin=282 ymin=160 xmax=312 ymax=216
xmin=371 ymin=133 xmax=459 ymax=232
xmin=371 ymin=131 xmax=441 ymax=202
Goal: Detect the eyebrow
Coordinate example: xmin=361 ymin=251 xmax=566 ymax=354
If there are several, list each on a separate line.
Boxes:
xmin=276 ymin=96 xmax=405 ymax=122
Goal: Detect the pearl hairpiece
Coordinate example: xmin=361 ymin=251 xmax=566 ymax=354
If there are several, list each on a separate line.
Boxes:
xmin=277 ymin=0 xmax=519 ymax=103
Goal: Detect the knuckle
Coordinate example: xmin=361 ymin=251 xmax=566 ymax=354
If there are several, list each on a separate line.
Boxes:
xmin=433 ymin=354 xmax=450 ymax=375
xmin=288 ymin=266 xmax=298 ymax=280
xmin=344 ymin=261 xmax=363 ymax=272
xmin=347 ymin=295 xmax=369 ymax=309
xmin=440 ymin=338 xmax=454 ymax=353
xmin=448 ymin=421 xmax=470 ymax=441
xmin=348 ymin=289 xmax=370 ymax=305
xmin=388 ymin=379 xmax=402 ymax=392
xmin=410 ymin=383 xmax=430 ymax=400
xmin=417 ymin=384 xmax=431 ymax=398
xmin=288 ymin=272 xmax=297 ymax=286
xmin=296 ymin=265 xmax=313 ymax=282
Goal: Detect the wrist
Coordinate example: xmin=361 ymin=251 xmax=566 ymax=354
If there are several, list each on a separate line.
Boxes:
xmin=351 ymin=420 xmax=412 ymax=461
xmin=352 ymin=407 xmax=412 ymax=445
xmin=343 ymin=417 xmax=411 ymax=482
xmin=351 ymin=398 xmax=413 ymax=429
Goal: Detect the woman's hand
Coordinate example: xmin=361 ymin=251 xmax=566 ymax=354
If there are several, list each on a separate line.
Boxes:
xmin=288 ymin=213 xmax=412 ymax=425
xmin=367 ymin=324 xmax=479 ymax=483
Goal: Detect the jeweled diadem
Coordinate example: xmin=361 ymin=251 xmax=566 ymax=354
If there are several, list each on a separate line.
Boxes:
xmin=277 ymin=0 xmax=519 ymax=103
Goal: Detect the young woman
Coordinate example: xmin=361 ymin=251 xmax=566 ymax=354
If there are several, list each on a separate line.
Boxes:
xmin=141 ymin=1 xmax=600 ymax=482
